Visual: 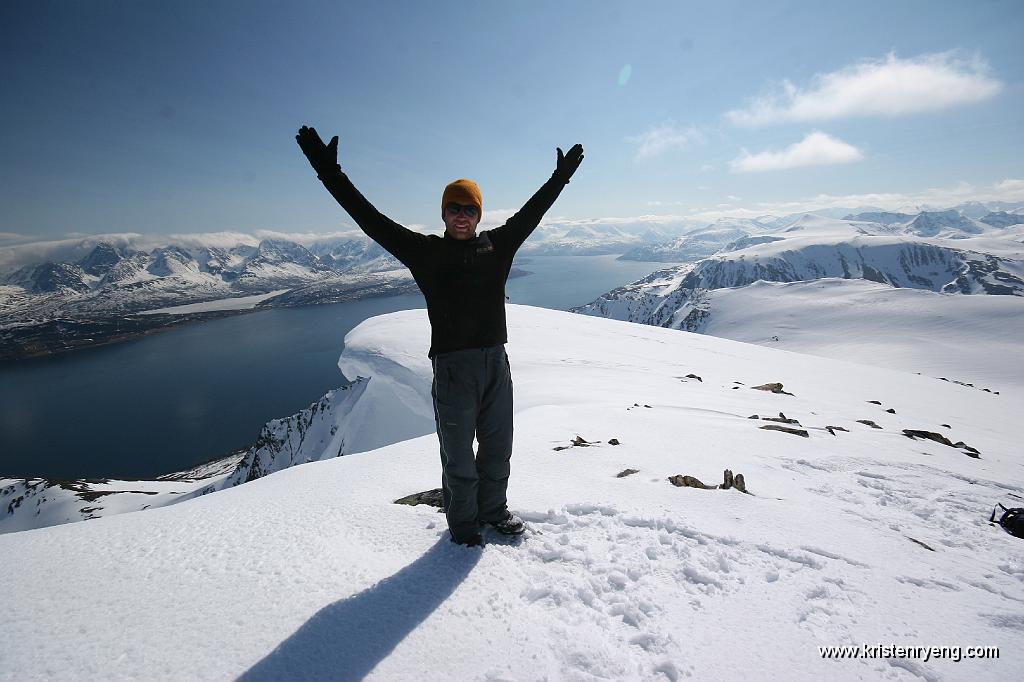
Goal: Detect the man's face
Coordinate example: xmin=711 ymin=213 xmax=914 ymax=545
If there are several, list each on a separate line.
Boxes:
xmin=443 ymin=202 xmax=481 ymax=241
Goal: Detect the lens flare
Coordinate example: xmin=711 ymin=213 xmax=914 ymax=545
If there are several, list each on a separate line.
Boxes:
xmin=618 ymin=64 xmax=632 ymax=86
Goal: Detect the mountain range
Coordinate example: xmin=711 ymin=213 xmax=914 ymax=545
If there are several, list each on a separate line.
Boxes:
xmin=617 ymin=204 xmax=1024 ymax=262
xmin=575 ymin=214 xmax=1024 ymax=345
xmin=3 ymin=201 xmax=1023 ymax=361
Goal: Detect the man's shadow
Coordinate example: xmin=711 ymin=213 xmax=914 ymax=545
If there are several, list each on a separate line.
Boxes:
xmin=237 ymin=537 xmax=482 ymax=681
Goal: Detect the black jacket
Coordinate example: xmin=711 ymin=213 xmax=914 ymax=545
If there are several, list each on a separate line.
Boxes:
xmin=318 ymin=169 xmax=569 ymax=356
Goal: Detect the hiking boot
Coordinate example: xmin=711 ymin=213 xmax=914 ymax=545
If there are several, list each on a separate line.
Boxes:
xmin=450 ymin=531 xmax=484 ymax=547
xmin=482 ymin=510 xmax=525 ymax=535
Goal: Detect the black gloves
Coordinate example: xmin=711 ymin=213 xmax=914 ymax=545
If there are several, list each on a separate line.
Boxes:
xmin=298 ymin=125 xmax=583 ymax=187
xmin=554 ymin=143 xmax=584 ymax=184
xmin=296 ymin=125 xmax=340 ymax=178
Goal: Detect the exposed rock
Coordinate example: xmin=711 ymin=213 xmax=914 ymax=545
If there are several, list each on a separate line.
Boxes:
xmin=886 ymin=408 xmax=896 ymax=414
xmin=668 ymin=475 xmax=715 ymax=489
xmin=907 ymin=537 xmax=936 ymax=551
xmin=643 ymin=404 xmax=652 ymax=408
xmin=941 ymin=424 xmax=951 ymax=428
xmin=902 ymin=430 xmax=981 ymax=458
xmin=616 ymin=469 xmax=639 ymax=478
xmin=952 ymin=442 xmax=982 ymax=457
xmin=394 ymin=488 xmax=444 ymax=508
xmin=867 ymin=400 xmax=882 ymax=405
xmin=825 ymin=426 xmax=849 ymax=436
xmin=759 ymin=424 xmax=809 ymax=437
xmin=936 ymin=376 xmax=1002 ymax=395
xmin=554 ymin=435 xmax=598 ymax=451
xmin=608 ymin=438 xmax=620 ymax=445
xmin=857 ymin=420 xmax=882 ymax=429
xmin=902 ymin=429 xmax=954 ymax=446
xmin=751 ymin=383 xmax=794 ymax=396
xmin=762 ymin=412 xmax=799 ymax=425
xmin=719 ymin=469 xmax=751 ymax=494
xmin=684 ymin=374 xmax=703 ymax=382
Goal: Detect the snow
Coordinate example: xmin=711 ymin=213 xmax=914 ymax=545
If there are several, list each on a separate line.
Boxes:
xmin=137 ymin=289 xmax=291 ymax=315
xmin=2 ymin=306 xmax=1022 ymax=680
xmin=692 ymin=278 xmax=1024 ymax=389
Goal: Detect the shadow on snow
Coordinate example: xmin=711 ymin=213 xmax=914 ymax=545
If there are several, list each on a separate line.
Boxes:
xmin=237 ymin=537 xmax=482 ymax=681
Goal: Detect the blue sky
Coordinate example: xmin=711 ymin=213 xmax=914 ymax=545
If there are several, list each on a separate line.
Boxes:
xmin=2 ymin=0 xmax=1022 ymax=242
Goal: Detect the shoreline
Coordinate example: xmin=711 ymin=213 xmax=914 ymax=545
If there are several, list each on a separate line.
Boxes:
xmin=0 ymin=307 xmax=262 ymax=364
xmin=0 ymin=269 xmax=551 ymax=363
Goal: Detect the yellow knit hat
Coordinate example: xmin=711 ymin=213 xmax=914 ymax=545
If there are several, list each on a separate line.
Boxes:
xmin=441 ymin=178 xmax=482 ymax=216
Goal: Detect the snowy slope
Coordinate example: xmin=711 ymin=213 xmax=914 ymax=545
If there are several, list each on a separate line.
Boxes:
xmin=573 ymin=215 xmax=1024 ymax=396
xmin=575 ymin=216 xmax=1024 ymax=328
xmin=670 ymin=278 xmax=1024 ymax=389
xmin=1 ymin=306 xmax=1021 ymax=681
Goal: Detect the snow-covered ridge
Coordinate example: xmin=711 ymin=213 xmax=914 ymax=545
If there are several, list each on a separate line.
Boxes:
xmin=619 ymin=278 xmax=1024 ymax=390
xmin=616 ymin=218 xmax=770 ymax=263
xmin=575 ymin=214 xmax=1024 ymax=365
xmin=0 ymin=312 xmax=443 ymax=535
xmin=0 ymin=234 xmax=421 ymax=360
xmin=0 ymin=363 xmax=431 ymax=535
xmin=615 ymin=202 xmax=1024 ymax=263
xmin=1 ymin=306 xmax=1021 ymax=679
xmin=1 ymin=235 xmax=403 ymax=295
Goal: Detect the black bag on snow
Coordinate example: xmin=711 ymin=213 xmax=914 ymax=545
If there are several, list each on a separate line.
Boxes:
xmin=990 ymin=503 xmax=1024 ymax=539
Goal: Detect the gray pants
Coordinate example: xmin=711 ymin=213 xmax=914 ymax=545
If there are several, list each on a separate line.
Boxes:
xmin=431 ymin=345 xmax=514 ymax=541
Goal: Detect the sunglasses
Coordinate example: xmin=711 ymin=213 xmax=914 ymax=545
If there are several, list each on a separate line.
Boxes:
xmin=445 ymin=202 xmax=479 ymax=218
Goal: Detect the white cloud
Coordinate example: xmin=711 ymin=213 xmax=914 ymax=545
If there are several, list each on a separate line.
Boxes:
xmin=626 ymin=122 xmax=704 ymax=160
xmin=727 ymin=52 xmax=1003 ymax=126
xmin=478 ymin=208 xmax=518 ymax=229
xmin=730 ymin=132 xmax=864 ymax=173
xmin=995 ymin=178 xmax=1024 ymax=195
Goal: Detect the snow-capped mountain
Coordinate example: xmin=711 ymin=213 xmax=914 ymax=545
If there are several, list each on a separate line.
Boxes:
xmin=6 ymin=261 xmax=93 ymax=294
xmin=1 ymin=306 xmax=1020 ymax=679
xmin=0 ymin=234 xmax=420 ymax=360
xmin=841 ymin=211 xmax=915 ymax=226
xmin=980 ymin=211 xmax=1024 ymax=229
xmin=617 ymin=218 xmax=776 ymax=262
xmin=575 ymin=213 xmax=1024 ymax=344
xmin=514 ymin=219 xmax=696 ymax=255
xmin=5 ymin=199 xmax=1023 ymax=361
xmin=904 ymin=210 xmax=984 ymax=238
xmin=618 ymin=203 xmax=1024 ymax=267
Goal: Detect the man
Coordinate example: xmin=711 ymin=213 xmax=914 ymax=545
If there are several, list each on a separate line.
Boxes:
xmin=296 ymin=125 xmax=583 ymax=546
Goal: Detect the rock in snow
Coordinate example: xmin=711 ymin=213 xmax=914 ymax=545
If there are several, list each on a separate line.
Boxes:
xmin=1 ymin=305 xmax=1021 ymax=680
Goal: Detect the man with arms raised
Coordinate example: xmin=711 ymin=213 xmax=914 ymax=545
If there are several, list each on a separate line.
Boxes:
xmin=296 ymin=125 xmax=583 ymax=546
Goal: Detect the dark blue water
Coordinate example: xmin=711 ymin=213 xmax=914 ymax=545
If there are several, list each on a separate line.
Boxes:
xmin=0 ymin=255 xmax=667 ymax=479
